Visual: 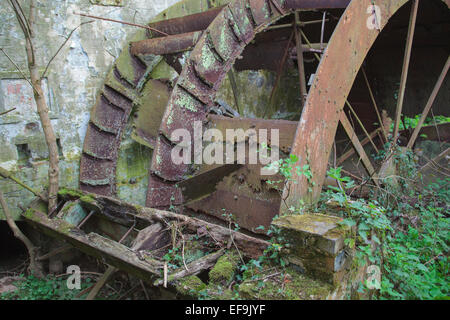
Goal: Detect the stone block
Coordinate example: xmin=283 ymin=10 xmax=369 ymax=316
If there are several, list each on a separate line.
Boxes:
xmin=272 ymin=213 xmax=352 ymax=285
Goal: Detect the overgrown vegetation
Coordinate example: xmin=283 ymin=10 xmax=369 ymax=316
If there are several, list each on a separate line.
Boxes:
xmin=322 ymin=146 xmax=449 ymax=299
xmin=0 ymin=275 xmax=92 ymax=300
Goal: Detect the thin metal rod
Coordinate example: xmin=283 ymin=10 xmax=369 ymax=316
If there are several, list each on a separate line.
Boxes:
xmin=294 ymin=12 xmax=307 ymax=106
xmin=337 ymin=128 xmax=381 ymax=165
xmin=300 ymin=29 xmax=321 ymax=61
xmin=362 ymin=67 xmax=388 ymax=143
xmin=393 ymin=0 xmax=419 ymax=142
xmin=340 ymin=112 xmax=380 ymax=187
xmin=407 ymin=55 xmax=450 ymax=149
xmin=266 ymin=19 xmax=329 ymax=31
xmin=118 ymin=222 xmax=136 ymax=244
xmin=345 ymin=101 xmax=379 ymax=153
xmin=77 ymin=210 xmax=94 ymax=229
xmin=320 ymin=11 xmax=327 ymax=50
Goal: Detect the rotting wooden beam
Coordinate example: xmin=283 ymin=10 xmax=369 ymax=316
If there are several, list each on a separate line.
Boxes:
xmin=23 ymin=209 xmax=164 ymax=281
xmin=59 ymin=190 xmax=270 ymax=259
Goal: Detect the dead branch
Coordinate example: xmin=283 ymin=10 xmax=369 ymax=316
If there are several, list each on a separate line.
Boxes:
xmin=0 ymin=108 xmax=16 ymax=116
xmin=9 ymin=0 xmax=59 ymax=214
xmin=0 ymin=166 xmax=47 ymax=202
xmin=0 ymin=48 xmax=37 ymax=93
xmin=42 ymin=20 xmax=94 ymax=78
xmin=154 ymin=249 xmax=225 ymax=286
xmin=0 ymin=190 xmax=43 ymax=278
xmin=74 ymin=12 xmax=168 ymax=36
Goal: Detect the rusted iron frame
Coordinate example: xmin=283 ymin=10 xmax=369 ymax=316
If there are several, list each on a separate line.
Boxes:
xmin=392 ymin=0 xmax=420 ymax=143
xmin=362 ymin=66 xmax=388 ymax=143
xmin=299 ymin=29 xmax=322 ymax=61
xmin=290 ymin=43 xmax=328 ymax=56
xmin=340 ymin=112 xmax=380 ymax=187
xmin=74 ymin=12 xmax=168 ymax=36
xmin=294 ymin=11 xmax=308 ymax=106
xmin=284 ymin=0 xmax=351 ymax=9
xmin=147 ymin=6 xmax=225 ymax=36
xmin=283 ymin=0 xmax=408 ymax=209
xmin=407 ymin=55 xmax=450 ymax=149
xmin=206 ymin=115 xmax=298 ymax=153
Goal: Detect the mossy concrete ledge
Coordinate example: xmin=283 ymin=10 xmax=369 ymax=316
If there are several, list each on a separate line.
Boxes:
xmin=272 ymin=214 xmax=351 ymax=285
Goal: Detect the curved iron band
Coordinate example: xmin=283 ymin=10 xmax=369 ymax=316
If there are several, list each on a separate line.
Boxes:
xmin=148 ymin=0 xmax=413 ymax=210
xmin=281 ymin=0 xmax=412 ymax=211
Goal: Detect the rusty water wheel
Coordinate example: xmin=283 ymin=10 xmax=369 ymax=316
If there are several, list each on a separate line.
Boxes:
xmin=80 ymin=0 xmax=450 ymax=236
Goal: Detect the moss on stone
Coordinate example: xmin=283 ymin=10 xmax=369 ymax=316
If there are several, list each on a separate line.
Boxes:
xmin=176 ymin=276 xmax=206 ymax=297
xmin=209 ymin=251 xmax=240 ymax=284
xmin=239 ymin=267 xmax=332 ymax=300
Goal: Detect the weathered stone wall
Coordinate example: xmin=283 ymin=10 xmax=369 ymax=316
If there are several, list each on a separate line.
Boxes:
xmin=0 ymin=0 xmax=180 ymax=219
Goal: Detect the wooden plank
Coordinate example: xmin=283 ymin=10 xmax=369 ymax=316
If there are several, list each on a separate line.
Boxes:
xmin=23 ymin=209 xmax=164 ymax=281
